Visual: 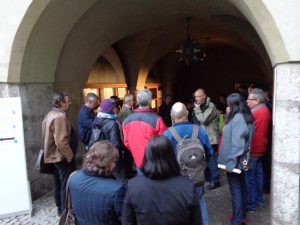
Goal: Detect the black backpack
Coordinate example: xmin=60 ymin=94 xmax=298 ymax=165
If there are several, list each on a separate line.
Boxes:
xmin=88 ymin=123 xmax=106 ymax=150
xmin=168 ymin=125 xmax=206 ymax=186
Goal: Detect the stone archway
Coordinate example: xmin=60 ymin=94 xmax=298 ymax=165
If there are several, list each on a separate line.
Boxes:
xmin=2 ymin=1 xmax=299 ymax=224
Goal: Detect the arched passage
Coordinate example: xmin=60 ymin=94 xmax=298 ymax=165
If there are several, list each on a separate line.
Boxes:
xmin=3 ymin=2 xmax=299 ymax=223
xmin=6 ymin=0 xmax=288 ymax=86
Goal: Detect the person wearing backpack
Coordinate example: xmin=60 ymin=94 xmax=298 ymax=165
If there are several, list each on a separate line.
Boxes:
xmin=89 ymin=98 xmax=122 ymax=150
xmin=164 ymin=102 xmax=214 ymax=225
xmin=89 ymin=98 xmax=136 ymax=180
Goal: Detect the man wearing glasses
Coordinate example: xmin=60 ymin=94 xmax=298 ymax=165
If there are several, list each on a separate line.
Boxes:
xmin=246 ymin=88 xmax=271 ymax=212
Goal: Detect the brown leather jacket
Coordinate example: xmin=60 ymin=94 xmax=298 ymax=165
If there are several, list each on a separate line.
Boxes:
xmin=42 ymin=108 xmax=74 ymax=163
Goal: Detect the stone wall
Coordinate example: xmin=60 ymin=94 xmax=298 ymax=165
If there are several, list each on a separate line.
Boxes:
xmin=0 ymin=83 xmax=54 ymax=199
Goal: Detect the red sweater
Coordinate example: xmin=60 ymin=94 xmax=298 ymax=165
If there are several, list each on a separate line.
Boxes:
xmin=250 ymin=103 xmax=271 ymax=157
xmin=123 ymin=109 xmax=167 ymax=167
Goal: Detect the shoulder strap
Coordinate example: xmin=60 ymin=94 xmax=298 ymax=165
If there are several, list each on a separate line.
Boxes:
xmin=65 ymin=171 xmax=78 ymax=212
xmin=191 ymin=125 xmax=199 ymax=140
xmin=41 ymin=120 xmax=46 ymax=151
xmin=168 ymin=127 xmax=183 ymax=143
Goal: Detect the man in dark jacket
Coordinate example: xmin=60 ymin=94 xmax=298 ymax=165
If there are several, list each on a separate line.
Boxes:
xmin=77 ymin=93 xmax=99 ymax=146
xmin=159 ymin=94 xmax=172 ymax=127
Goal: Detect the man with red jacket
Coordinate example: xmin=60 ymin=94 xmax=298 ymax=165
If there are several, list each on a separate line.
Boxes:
xmin=246 ymin=88 xmax=271 ymax=212
xmin=123 ymin=89 xmax=167 ymax=170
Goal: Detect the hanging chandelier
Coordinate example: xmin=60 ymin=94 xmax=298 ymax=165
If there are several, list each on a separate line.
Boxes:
xmin=176 ymin=18 xmax=206 ymax=65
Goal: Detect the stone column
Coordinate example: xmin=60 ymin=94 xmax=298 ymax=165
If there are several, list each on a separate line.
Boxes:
xmin=271 ymin=63 xmax=300 ymax=225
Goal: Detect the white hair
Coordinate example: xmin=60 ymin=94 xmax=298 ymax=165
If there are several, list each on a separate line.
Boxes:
xmin=137 ymin=89 xmax=152 ymax=107
xmin=124 ymin=94 xmax=134 ymax=104
xmin=171 ymin=102 xmax=188 ymax=120
xmin=85 ymin=93 xmax=98 ymax=102
xmin=250 ymin=88 xmax=265 ymax=102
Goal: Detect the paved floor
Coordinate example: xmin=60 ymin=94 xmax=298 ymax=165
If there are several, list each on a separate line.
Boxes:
xmin=205 ymin=174 xmax=270 ymax=225
xmin=0 ymin=174 xmax=270 ymax=225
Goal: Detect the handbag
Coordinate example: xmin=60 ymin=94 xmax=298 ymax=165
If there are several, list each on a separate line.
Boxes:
xmin=237 ymin=123 xmax=255 ymax=171
xmin=59 ymin=171 xmax=78 ymax=225
xmin=34 ymin=123 xmax=54 ymax=174
xmin=34 ymin=149 xmax=54 ymax=174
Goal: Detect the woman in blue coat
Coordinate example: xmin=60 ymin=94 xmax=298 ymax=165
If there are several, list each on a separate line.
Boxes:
xmin=69 ymin=141 xmax=125 ymax=225
xmin=218 ymin=93 xmax=254 ymax=225
xmin=122 ymin=135 xmax=202 ymax=225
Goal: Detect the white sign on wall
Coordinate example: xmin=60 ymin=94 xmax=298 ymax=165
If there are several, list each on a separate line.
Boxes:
xmin=0 ymin=97 xmax=32 ymax=219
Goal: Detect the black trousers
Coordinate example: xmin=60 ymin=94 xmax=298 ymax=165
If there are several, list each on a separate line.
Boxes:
xmin=54 ymin=160 xmax=76 ymax=213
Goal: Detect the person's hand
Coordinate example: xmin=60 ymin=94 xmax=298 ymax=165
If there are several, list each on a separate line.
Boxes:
xmin=194 ymin=102 xmax=200 ymax=108
xmin=96 ymin=107 xmax=102 ymax=113
xmin=226 ymin=107 xmax=231 ymax=115
xmin=225 ymin=168 xmax=231 ymax=173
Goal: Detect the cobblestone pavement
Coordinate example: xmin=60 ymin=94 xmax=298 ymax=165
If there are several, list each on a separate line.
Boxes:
xmin=0 ymin=174 xmax=270 ymax=225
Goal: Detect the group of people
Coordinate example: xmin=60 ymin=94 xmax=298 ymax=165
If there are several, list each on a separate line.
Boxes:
xmin=41 ymin=86 xmax=271 ymax=225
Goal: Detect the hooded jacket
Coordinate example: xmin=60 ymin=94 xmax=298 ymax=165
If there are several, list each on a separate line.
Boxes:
xmin=193 ymin=97 xmax=219 ymax=145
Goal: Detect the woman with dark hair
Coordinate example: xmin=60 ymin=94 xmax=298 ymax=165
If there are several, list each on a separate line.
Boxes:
xmin=68 ymin=141 xmax=126 ymax=225
xmin=122 ymin=135 xmax=202 ymax=225
xmin=218 ymin=93 xmax=254 ymax=225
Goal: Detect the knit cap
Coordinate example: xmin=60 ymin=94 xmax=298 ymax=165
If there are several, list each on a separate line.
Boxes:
xmin=100 ymin=98 xmax=116 ymax=114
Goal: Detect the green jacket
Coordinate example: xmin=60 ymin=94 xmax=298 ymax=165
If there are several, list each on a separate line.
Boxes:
xmin=118 ymin=105 xmax=132 ymax=124
xmin=193 ymin=97 xmax=220 ymax=145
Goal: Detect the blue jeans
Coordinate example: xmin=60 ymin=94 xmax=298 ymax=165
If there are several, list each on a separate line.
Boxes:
xmin=227 ymin=172 xmax=247 ymax=225
xmin=245 ymin=157 xmax=264 ymax=211
xmin=205 ymin=146 xmax=220 ymax=185
xmin=136 ymin=168 xmax=143 ymax=176
xmin=195 ymin=186 xmax=209 ymax=225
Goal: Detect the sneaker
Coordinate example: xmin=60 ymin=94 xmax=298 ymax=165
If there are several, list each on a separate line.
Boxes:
xmin=57 ymin=209 xmax=62 ymax=217
xmin=227 ymin=213 xmax=248 ymax=224
xmin=257 ymin=203 xmax=265 ymax=208
xmin=206 ymin=182 xmax=221 ymax=190
xmin=247 ymin=210 xmax=256 ymax=214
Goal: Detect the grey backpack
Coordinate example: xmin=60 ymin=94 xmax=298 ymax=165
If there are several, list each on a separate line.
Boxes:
xmin=168 ymin=125 xmax=206 ymax=186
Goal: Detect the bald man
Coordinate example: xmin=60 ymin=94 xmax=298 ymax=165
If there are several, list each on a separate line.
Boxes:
xmin=193 ymin=88 xmax=220 ymax=190
xmin=164 ymin=102 xmax=213 ymax=225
